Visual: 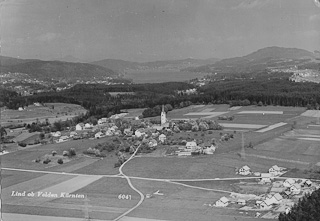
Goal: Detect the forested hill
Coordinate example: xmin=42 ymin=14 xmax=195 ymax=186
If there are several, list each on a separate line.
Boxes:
xmin=0 ymin=56 xmax=117 ymax=81
xmin=184 ymin=46 xmax=319 ymax=73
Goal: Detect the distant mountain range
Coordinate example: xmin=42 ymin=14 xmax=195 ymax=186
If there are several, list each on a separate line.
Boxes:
xmin=91 ymin=58 xmax=220 ymax=72
xmin=1 ymin=46 xmax=319 ymax=83
xmin=0 ymin=56 xmax=117 ymax=81
xmin=184 ymin=46 xmax=320 ymax=73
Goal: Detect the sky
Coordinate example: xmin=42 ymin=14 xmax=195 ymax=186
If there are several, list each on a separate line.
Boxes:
xmin=1 ymin=0 xmax=320 ymax=62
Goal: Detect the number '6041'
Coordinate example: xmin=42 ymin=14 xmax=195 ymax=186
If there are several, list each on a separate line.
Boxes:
xmin=118 ymin=194 xmax=132 ymax=200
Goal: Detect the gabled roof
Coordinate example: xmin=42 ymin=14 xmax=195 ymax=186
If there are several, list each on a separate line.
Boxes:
xmin=241 ymin=165 xmax=250 ymax=171
xmin=159 ymin=134 xmax=166 ymax=138
xmin=273 ymin=193 xmax=283 ymax=201
xmin=285 ymin=178 xmax=295 ymax=184
xmin=219 ymin=197 xmax=229 ymax=203
xmin=290 ymin=183 xmax=301 ymax=189
xmin=186 ymin=141 xmax=197 ymax=146
xmin=270 ymin=165 xmax=280 ymax=171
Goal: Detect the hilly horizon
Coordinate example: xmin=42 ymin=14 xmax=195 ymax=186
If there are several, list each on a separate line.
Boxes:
xmin=0 ymin=56 xmax=117 ymax=81
xmin=91 ymin=57 xmax=220 ymax=72
xmin=184 ymin=46 xmax=320 ymax=74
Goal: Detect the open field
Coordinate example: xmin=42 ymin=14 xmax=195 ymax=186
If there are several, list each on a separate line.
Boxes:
xmin=0 ymin=103 xmax=87 ymax=126
xmin=128 ymin=179 xmax=265 ymax=221
xmin=1 ymin=104 xmax=317 ymax=220
xmin=124 ymin=70 xmax=208 ymax=83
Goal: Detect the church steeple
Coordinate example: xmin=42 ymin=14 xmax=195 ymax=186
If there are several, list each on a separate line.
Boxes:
xmin=161 ymin=105 xmax=166 ymax=125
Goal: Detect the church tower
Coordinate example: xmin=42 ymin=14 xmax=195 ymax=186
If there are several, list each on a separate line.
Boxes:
xmin=160 ymin=105 xmax=166 ymax=125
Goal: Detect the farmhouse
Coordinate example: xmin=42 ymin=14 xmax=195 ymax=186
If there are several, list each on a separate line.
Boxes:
xmin=290 ymin=184 xmax=301 ymax=195
xmin=199 ymin=142 xmax=216 ymax=154
xmin=271 ymin=193 xmax=283 ymax=204
xmin=269 ymin=165 xmax=281 ymax=175
xmin=51 ymin=131 xmax=61 ymax=137
xmin=84 ymin=123 xmax=93 ymax=129
xmin=95 ymin=132 xmax=104 ymax=139
xmin=237 ymin=199 xmax=246 ymax=205
xmin=283 ymin=178 xmax=295 ymax=188
xmin=259 ymin=200 xmax=273 ymax=210
xmin=303 ymin=179 xmax=312 ymax=187
xmin=215 ymin=197 xmax=229 ymax=207
xmin=135 ymin=128 xmax=146 ymax=138
xmin=260 ymin=173 xmax=272 ymax=183
xmin=158 ymin=134 xmax=166 ymax=143
xmin=239 ymin=165 xmax=251 ymax=175
xmin=76 ymin=123 xmax=84 ymax=131
xmin=148 ymin=139 xmax=158 ymax=148
xmin=186 ymin=141 xmax=197 ymax=149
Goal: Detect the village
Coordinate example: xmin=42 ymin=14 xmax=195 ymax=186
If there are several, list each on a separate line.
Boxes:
xmin=212 ymin=164 xmax=319 ymax=219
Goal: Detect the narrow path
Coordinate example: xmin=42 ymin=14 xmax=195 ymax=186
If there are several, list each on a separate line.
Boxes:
xmin=112 ymin=145 xmax=145 ymax=221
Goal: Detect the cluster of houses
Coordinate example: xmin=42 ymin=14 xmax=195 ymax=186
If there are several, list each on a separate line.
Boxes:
xmin=213 ymin=164 xmax=319 ymax=217
xmin=174 ymin=140 xmax=216 ymax=156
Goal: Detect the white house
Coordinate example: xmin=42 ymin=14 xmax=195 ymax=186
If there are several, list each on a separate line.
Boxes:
xmin=158 ymin=134 xmax=166 ymax=143
xmin=269 ymin=165 xmax=281 ymax=175
xmin=271 ymin=193 xmax=283 ymax=204
xmin=283 ymin=178 xmax=295 ymax=188
xmin=260 ymin=173 xmax=272 ymax=183
xmin=18 ymin=107 xmax=24 ymax=111
xmin=105 ymin=130 xmax=113 ymax=136
xmin=215 ymin=197 xmax=229 ymax=207
xmin=95 ymin=132 xmax=104 ymax=139
xmin=203 ymin=145 xmax=216 ymax=155
xmin=148 ymin=139 xmax=158 ymax=148
xmin=290 ymin=184 xmax=301 ymax=195
xmin=76 ymin=123 xmax=84 ymax=131
xmin=186 ymin=141 xmax=197 ymax=149
xmin=239 ymin=165 xmax=251 ymax=176
xmin=51 ymin=131 xmax=61 ymax=137
xmin=84 ymin=123 xmax=93 ymax=129
xmin=237 ymin=199 xmax=246 ymax=205
xmin=259 ymin=200 xmax=273 ymax=210
xmin=135 ymin=128 xmax=145 ymax=138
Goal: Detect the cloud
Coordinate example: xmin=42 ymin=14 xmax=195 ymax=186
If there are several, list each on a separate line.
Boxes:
xmin=309 ymin=14 xmax=320 ymax=21
xmin=232 ymin=0 xmax=271 ymax=10
xmin=36 ymin=32 xmax=61 ymax=42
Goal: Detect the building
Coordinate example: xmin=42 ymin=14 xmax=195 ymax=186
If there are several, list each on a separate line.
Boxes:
xmin=269 ymin=165 xmax=281 ymax=175
xmin=158 ymin=134 xmax=166 ymax=143
xmin=259 ymin=199 xmax=273 ymax=210
xmin=237 ymin=199 xmax=246 ymax=205
xmin=95 ymin=132 xmax=104 ymax=139
xmin=215 ymin=197 xmax=229 ymax=207
xmin=161 ymin=105 xmax=166 ymax=126
xmin=239 ymin=165 xmax=251 ymax=176
xmin=283 ymin=178 xmax=295 ymax=188
xmin=271 ymin=193 xmax=283 ymax=204
xmin=260 ymin=173 xmax=272 ymax=183
xmin=290 ymin=184 xmax=301 ymax=195
xmin=84 ymin=123 xmax=93 ymax=129
xmin=148 ymin=139 xmax=158 ymax=148
xmin=186 ymin=141 xmax=197 ymax=149
xmin=76 ymin=123 xmax=84 ymax=131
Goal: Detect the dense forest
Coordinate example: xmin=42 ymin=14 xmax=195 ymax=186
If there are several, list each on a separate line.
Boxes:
xmin=278 ymin=188 xmax=320 ymax=221
xmin=2 ymin=78 xmax=320 ymax=121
